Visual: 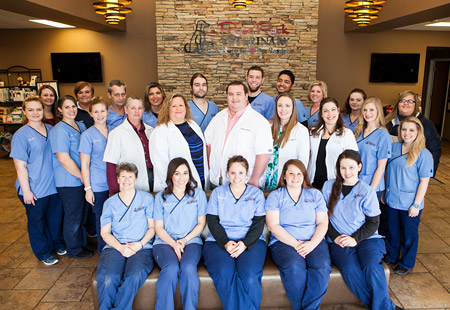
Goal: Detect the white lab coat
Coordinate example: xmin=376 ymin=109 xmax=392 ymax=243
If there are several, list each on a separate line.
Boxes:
xmin=149 ymin=120 xmax=209 ymax=192
xmin=205 ymin=105 xmax=273 ymax=186
xmin=103 ymin=120 xmax=154 ymax=192
xmin=308 ymin=127 xmax=358 ymax=183
xmin=260 ymin=122 xmax=310 ymax=187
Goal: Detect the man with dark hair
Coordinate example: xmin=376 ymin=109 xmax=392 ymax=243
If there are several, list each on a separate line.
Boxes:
xmin=106 ymin=80 xmax=127 ymax=130
xmin=246 ymin=65 xmax=275 ymax=120
xmin=274 ymin=70 xmax=308 ymax=124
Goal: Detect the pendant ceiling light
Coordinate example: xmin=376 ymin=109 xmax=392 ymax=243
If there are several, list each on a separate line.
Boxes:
xmin=344 ymin=0 xmax=386 ymax=27
xmin=230 ymin=0 xmax=254 ymax=9
xmin=93 ymin=0 xmax=133 ymax=25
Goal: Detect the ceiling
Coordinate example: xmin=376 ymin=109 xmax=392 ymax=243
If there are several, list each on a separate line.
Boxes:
xmin=0 ymin=9 xmax=56 ymax=29
xmin=395 ymin=17 xmax=450 ymax=31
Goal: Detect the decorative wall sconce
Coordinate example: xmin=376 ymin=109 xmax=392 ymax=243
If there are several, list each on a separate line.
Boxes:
xmin=231 ymin=0 xmax=254 ymax=9
xmin=93 ymin=0 xmax=133 ymax=25
xmin=344 ymin=0 xmax=386 ymax=26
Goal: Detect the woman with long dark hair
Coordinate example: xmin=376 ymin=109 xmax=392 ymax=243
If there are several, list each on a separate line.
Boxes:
xmin=341 ymin=88 xmax=367 ymax=132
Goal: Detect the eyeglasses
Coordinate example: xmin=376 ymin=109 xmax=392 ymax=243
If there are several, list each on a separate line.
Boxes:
xmin=400 ymin=99 xmax=415 ymax=104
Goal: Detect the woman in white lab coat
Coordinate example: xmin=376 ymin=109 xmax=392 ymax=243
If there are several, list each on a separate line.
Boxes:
xmin=103 ymin=96 xmax=154 ymax=194
xmin=150 ymin=94 xmax=209 ymax=192
xmin=262 ymin=93 xmax=309 ymax=190
xmin=308 ymin=97 xmax=358 ymax=189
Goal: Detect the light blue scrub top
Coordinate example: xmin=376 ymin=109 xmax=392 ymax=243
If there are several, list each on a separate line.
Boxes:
xmin=356 ymin=128 xmax=392 ymax=192
xmin=272 ymin=96 xmax=308 ymax=123
xmin=154 ymin=187 xmax=207 ymax=246
xmin=385 ymin=143 xmax=433 ymax=211
xmin=250 ymin=92 xmax=275 ymax=120
xmin=106 ymin=107 xmax=127 ymax=130
xmin=265 ymin=187 xmax=327 ymax=246
xmin=101 ymin=190 xmax=155 ymax=249
xmin=322 ymin=179 xmax=381 ymax=240
xmin=188 ymin=99 xmax=220 ymax=132
xmin=79 ymin=125 xmax=111 ymax=192
xmin=49 ymin=121 xmax=86 ymax=187
xmin=10 ymin=124 xmax=57 ymax=198
xmin=342 ymin=114 xmax=358 ymax=132
xmin=305 ymin=106 xmax=319 ymax=127
xmin=142 ymin=110 xmax=158 ymax=128
xmin=206 ymin=184 xmax=266 ymax=243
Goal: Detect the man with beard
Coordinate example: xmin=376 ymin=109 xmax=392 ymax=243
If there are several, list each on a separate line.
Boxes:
xmin=246 ymin=65 xmax=275 ymax=121
xmin=106 ymin=80 xmax=128 ymax=130
xmin=274 ymin=70 xmax=308 ymax=124
xmin=188 ymin=73 xmax=220 ymax=132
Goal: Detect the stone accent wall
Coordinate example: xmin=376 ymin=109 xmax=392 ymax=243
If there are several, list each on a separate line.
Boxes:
xmin=156 ymin=0 xmax=318 ymax=108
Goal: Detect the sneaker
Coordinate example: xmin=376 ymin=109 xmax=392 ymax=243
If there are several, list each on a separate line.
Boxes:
xmin=74 ymin=248 xmax=93 ymax=259
xmin=56 ymin=247 xmax=67 ymax=256
xmin=382 ymin=257 xmax=395 ymax=266
xmin=394 ymin=265 xmax=409 ymax=275
xmin=42 ymin=255 xmax=59 ymax=266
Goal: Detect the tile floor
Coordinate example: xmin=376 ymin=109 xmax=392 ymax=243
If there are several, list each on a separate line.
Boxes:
xmin=0 ymin=144 xmax=449 ymax=310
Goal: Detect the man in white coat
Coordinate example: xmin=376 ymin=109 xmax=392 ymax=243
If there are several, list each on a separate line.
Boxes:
xmin=205 ymin=81 xmax=272 ymax=188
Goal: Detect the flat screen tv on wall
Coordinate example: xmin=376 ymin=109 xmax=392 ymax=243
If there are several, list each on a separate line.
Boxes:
xmin=51 ymin=52 xmax=103 ymax=83
xmin=369 ymin=53 xmax=420 ymax=83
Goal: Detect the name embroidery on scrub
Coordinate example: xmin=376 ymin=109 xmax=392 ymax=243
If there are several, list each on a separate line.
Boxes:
xmin=134 ymin=206 xmax=145 ymax=212
xmin=304 ymin=198 xmax=315 ymax=203
xmin=28 ymin=137 xmax=35 ymax=142
xmin=244 ymin=196 xmax=256 ymax=202
xmin=365 ymin=141 xmax=376 ymax=147
xmin=240 ymin=128 xmax=251 ymax=132
xmin=353 ymin=193 xmax=364 ymax=199
xmin=187 ymin=199 xmax=198 ymax=204
xmin=93 ymin=138 xmax=103 ymax=143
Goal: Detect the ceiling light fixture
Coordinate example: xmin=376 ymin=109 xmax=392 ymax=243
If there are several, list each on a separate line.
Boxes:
xmin=230 ymin=0 xmax=254 ymax=9
xmin=29 ymin=19 xmax=75 ymax=28
xmin=344 ymin=0 xmax=386 ymax=27
xmin=93 ymin=0 xmax=133 ymax=25
xmin=425 ymin=22 xmax=450 ymax=27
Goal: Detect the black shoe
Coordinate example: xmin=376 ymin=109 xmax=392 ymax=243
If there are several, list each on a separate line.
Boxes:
xmin=84 ymin=243 xmax=97 ymax=252
xmin=395 ymin=306 xmax=405 ymax=310
xmin=382 ymin=257 xmax=396 ymax=266
xmin=74 ymin=248 xmax=93 ymax=259
xmin=394 ymin=265 xmax=409 ymax=275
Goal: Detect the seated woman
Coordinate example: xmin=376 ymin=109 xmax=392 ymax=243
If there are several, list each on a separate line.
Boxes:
xmin=384 ymin=117 xmax=433 ymax=275
xmin=150 ymin=94 xmax=208 ymax=192
xmin=322 ymin=150 xmax=402 ymax=310
xmin=203 ymin=155 xmax=266 ymax=310
xmin=96 ymin=163 xmax=155 ymax=310
xmin=153 ymin=157 xmax=207 ymax=310
xmin=266 ymin=159 xmax=331 ymax=310
xmin=262 ymin=93 xmax=309 ymax=190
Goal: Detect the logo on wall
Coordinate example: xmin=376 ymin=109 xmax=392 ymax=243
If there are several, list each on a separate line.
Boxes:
xmin=184 ymin=20 xmax=290 ymax=56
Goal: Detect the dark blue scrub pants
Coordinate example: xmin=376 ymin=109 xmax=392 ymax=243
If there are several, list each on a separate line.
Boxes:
xmin=270 ymin=240 xmax=331 ymax=310
xmin=203 ymin=240 xmax=267 ymax=310
xmin=329 ymin=238 xmax=396 ymax=310
xmin=56 ymin=186 xmax=88 ymax=257
xmin=154 ymin=243 xmax=202 ymax=310
xmin=18 ymin=193 xmax=65 ymax=261
xmin=97 ymin=247 xmax=154 ymax=310
xmin=385 ymin=206 xmax=422 ymax=270
xmin=93 ymin=190 xmax=109 ymax=253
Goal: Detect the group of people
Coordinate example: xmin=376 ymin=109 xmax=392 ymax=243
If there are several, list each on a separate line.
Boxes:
xmin=10 ymin=65 xmax=441 ymax=310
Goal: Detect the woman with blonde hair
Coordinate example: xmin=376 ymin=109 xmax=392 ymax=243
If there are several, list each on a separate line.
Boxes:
xmin=262 ymin=93 xmax=309 ymax=190
xmin=150 ymin=94 xmax=208 ymax=192
xmin=384 ymin=117 xmax=433 ymax=275
xmin=305 ymin=81 xmax=327 ymax=127
xmin=385 ymin=90 xmax=440 ymax=175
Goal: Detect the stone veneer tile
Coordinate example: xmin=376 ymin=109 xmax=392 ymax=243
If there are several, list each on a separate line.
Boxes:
xmin=43 ymin=267 xmax=94 ymax=302
xmin=15 ymin=268 xmax=65 ymax=290
xmin=34 ymin=302 xmax=95 ymax=310
xmin=0 ymin=241 xmax=33 ymax=268
xmin=0 ymin=268 xmax=31 ymax=290
xmin=0 ymin=289 xmax=47 ymax=310
xmin=421 ymin=218 xmax=450 ymax=238
xmin=417 ymin=254 xmax=450 ymax=283
xmin=17 ymin=252 xmax=73 ymax=269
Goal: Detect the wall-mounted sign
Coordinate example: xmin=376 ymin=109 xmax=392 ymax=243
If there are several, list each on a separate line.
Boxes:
xmin=184 ymin=20 xmax=290 ymax=56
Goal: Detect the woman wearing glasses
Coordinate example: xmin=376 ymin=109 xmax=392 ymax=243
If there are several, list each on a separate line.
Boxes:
xmin=385 ymin=91 xmax=441 ymax=175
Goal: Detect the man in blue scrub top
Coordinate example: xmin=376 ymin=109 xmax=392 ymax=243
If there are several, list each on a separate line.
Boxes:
xmin=106 ymin=80 xmax=127 ymax=130
xmin=246 ymin=65 xmax=275 ymax=121
xmin=273 ymin=70 xmax=308 ymax=124
xmin=188 ymin=73 xmax=220 ymax=132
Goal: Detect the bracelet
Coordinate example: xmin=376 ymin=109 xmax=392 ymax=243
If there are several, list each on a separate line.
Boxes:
xmin=84 ymin=186 xmax=92 ymax=191
xmin=412 ymin=202 xmax=420 ymax=209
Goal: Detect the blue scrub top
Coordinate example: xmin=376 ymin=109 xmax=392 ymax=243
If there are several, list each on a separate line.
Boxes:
xmin=272 ymin=96 xmax=307 ymax=123
xmin=188 ymin=99 xmax=220 ymax=132
xmin=106 ymin=107 xmax=127 ymax=130
xmin=10 ymin=124 xmax=57 ymax=198
xmin=154 ymin=187 xmax=207 ymax=246
xmin=342 ymin=114 xmax=358 ymax=132
xmin=386 ymin=143 xmax=433 ymax=211
xmin=305 ymin=106 xmax=319 ymax=127
xmin=356 ymin=128 xmax=392 ymax=192
xmin=79 ymin=125 xmax=111 ymax=192
xmin=250 ymin=92 xmax=275 ymax=121
xmin=101 ymin=190 xmax=155 ymax=249
xmin=206 ymin=184 xmax=266 ymax=242
xmin=265 ymin=187 xmax=327 ymax=246
xmin=49 ymin=121 xmax=86 ymax=187
xmin=142 ymin=110 xmax=158 ymax=128
xmin=322 ymin=179 xmax=381 ymax=239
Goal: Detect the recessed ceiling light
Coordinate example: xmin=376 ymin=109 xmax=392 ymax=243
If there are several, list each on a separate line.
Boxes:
xmin=29 ymin=19 xmax=75 ymax=28
xmin=425 ymin=22 xmax=450 ymax=27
